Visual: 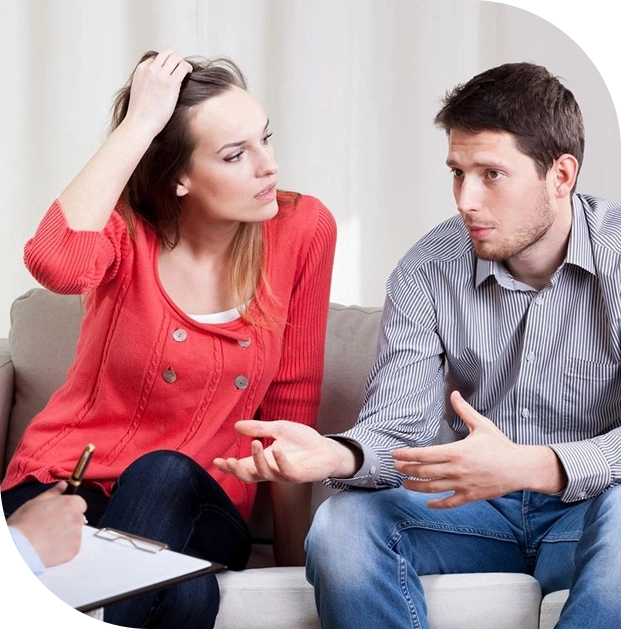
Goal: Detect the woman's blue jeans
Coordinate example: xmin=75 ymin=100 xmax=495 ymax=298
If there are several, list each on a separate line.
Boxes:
xmin=305 ymin=486 xmax=621 ymax=629
xmin=2 ymin=450 xmax=252 ymax=629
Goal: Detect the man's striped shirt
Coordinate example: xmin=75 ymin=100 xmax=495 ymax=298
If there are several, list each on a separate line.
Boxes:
xmin=334 ymin=194 xmax=621 ymax=503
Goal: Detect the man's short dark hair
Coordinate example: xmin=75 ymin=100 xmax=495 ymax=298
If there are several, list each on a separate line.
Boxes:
xmin=434 ymin=62 xmax=584 ymax=180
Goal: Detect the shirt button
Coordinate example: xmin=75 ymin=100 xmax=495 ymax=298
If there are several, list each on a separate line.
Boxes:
xmin=535 ymin=297 xmax=544 ymax=306
xmin=173 ymin=329 xmax=187 ymax=342
xmin=235 ymin=375 xmax=249 ymax=389
xmin=578 ymin=491 xmax=587 ymax=500
xmin=370 ymin=465 xmax=377 ymax=474
xmin=163 ymin=367 xmax=177 ymax=383
xmin=238 ymin=339 xmax=251 ymax=347
xmin=520 ymin=408 xmax=531 ymax=419
xmin=526 ymin=352 xmax=536 ymax=363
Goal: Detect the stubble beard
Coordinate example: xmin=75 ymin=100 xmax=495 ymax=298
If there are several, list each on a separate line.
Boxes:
xmin=473 ymin=186 xmax=555 ymax=262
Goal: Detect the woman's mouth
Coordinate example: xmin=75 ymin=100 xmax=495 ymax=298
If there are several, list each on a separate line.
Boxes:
xmin=255 ymin=182 xmax=277 ymax=201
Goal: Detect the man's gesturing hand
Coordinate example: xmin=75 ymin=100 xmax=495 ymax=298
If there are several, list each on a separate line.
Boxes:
xmin=213 ymin=420 xmax=359 ymax=484
xmin=392 ymin=391 xmax=566 ymax=508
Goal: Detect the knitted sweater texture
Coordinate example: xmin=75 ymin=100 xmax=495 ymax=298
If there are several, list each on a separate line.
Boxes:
xmin=2 ymin=195 xmax=336 ymax=519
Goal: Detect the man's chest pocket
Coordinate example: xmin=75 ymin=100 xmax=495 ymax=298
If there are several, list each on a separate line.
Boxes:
xmin=563 ymin=358 xmax=621 ymax=432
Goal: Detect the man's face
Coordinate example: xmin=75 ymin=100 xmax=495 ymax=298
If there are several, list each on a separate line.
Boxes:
xmin=446 ymin=129 xmax=556 ymax=264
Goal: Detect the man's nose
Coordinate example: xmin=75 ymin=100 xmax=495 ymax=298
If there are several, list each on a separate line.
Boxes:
xmin=455 ymin=177 xmax=483 ymax=214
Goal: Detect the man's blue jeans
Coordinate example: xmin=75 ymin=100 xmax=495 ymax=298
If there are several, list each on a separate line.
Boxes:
xmin=305 ymin=486 xmax=621 ymax=629
xmin=2 ymin=450 xmax=252 ymax=629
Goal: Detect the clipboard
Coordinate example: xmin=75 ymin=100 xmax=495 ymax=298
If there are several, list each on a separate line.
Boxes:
xmin=38 ymin=525 xmax=224 ymax=612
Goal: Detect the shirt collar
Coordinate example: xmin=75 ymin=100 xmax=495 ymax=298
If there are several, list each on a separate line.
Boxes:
xmin=474 ymin=195 xmax=596 ymax=289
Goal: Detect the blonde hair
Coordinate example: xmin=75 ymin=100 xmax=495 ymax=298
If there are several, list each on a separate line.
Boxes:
xmin=231 ymin=191 xmax=300 ymax=326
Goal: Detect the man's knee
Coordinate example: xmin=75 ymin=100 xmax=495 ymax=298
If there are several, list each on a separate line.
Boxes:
xmin=584 ymin=485 xmax=621 ymax=530
xmin=307 ymin=487 xmax=429 ymax=561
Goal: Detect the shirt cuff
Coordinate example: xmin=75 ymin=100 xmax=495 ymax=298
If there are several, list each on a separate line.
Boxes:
xmin=9 ymin=527 xmax=46 ymax=575
xmin=549 ymin=440 xmax=611 ymax=502
xmin=322 ymin=436 xmax=382 ymax=489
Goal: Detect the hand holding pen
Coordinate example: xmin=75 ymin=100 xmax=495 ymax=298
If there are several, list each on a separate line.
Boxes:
xmin=8 ymin=483 xmax=87 ymax=567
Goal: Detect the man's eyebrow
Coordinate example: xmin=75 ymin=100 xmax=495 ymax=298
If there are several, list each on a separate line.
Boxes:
xmin=445 ymin=158 xmax=506 ymax=169
xmin=216 ymin=119 xmax=270 ymax=154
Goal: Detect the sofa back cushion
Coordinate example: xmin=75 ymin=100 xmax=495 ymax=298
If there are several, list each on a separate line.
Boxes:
xmin=6 ymin=289 xmax=83 ymax=466
xmin=311 ymin=304 xmax=382 ymax=511
xmin=4 ymin=289 xmax=383 ymax=533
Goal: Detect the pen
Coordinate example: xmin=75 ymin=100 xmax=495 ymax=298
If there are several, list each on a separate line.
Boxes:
xmin=64 ymin=444 xmax=95 ymax=495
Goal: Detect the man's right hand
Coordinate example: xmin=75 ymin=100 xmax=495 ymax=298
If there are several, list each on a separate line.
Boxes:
xmin=213 ymin=420 xmax=360 ymax=483
xmin=8 ymin=482 xmax=87 ymax=568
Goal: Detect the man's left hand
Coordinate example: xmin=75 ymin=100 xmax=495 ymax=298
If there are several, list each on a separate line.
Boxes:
xmin=392 ymin=391 xmax=566 ymax=508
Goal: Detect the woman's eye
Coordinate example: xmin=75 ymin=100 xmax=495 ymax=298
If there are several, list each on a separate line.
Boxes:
xmin=224 ymin=151 xmax=244 ymax=163
xmin=262 ymin=132 xmax=273 ymax=145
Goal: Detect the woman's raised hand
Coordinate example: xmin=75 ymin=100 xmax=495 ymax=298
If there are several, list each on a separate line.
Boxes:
xmin=124 ymin=48 xmax=193 ymax=139
xmin=57 ymin=48 xmax=193 ymax=232
xmin=213 ymin=420 xmax=359 ymax=484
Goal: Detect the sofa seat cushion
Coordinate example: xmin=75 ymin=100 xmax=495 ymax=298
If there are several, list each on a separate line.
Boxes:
xmin=215 ymin=568 xmax=542 ymax=629
xmin=539 ymin=589 xmax=569 ymax=629
xmin=216 ymin=567 xmax=318 ymax=629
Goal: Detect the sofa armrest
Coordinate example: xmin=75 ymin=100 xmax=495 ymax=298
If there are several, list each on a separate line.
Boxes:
xmin=0 ymin=338 xmax=14 ymax=477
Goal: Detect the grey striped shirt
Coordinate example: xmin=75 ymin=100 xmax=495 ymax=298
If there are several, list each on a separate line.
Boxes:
xmin=334 ymin=193 xmax=621 ymax=503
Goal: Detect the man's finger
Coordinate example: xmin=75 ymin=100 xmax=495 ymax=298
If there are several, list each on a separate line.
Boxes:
xmin=394 ymin=460 xmax=448 ymax=479
xmin=426 ymin=492 xmax=467 ymax=509
xmin=392 ymin=445 xmax=452 ymax=464
xmin=403 ymin=477 xmax=455 ymax=494
xmin=214 ymin=457 xmax=259 ymax=483
xmin=271 ymin=447 xmax=297 ymax=480
xmin=234 ymin=420 xmax=277 ymax=439
xmin=449 ymin=390 xmax=485 ymax=432
xmin=251 ymin=440 xmax=278 ymax=480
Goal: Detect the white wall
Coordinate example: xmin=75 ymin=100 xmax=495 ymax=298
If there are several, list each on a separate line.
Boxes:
xmin=0 ymin=0 xmax=619 ymax=336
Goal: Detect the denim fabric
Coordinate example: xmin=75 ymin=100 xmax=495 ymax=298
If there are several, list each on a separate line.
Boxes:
xmin=2 ymin=450 xmax=252 ymax=629
xmin=305 ymin=486 xmax=621 ymax=629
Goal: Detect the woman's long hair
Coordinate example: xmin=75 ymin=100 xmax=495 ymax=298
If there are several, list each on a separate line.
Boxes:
xmin=111 ymin=52 xmax=291 ymax=325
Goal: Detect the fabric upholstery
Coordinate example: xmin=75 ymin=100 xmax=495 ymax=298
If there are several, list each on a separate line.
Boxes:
xmin=6 ymin=290 xmax=83 ymax=464
xmin=215 ymin=570 xmax=543 ymax=629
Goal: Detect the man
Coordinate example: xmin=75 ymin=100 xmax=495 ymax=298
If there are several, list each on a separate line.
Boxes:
xmin=214 ymin=62 xmax=621 ymax=628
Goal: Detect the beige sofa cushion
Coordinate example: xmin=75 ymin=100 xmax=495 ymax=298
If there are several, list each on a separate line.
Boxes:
xmin=6 ymin=289 xmax=83 ymax=466
xmin=215 ymin=570 xmax=543 ymax=629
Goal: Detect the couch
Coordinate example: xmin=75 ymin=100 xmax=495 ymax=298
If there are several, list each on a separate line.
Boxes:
xmin=0 ymin=288 xmax=568 ymax=628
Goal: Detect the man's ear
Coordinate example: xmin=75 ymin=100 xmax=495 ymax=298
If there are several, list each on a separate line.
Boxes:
xmin=551 ymin=154 xmax=579 ymax=198
xmin=176 ymin=175 xmax=190 ymax=197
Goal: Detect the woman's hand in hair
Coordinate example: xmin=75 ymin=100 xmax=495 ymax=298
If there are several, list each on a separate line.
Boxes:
xmin=124 ymin=48 xmax=193 ymax=139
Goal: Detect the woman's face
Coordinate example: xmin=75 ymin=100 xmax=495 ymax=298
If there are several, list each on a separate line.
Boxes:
xmin=176 ymin=86 xmax=279 ymax=226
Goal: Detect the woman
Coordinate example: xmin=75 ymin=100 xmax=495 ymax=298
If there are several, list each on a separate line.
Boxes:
xmin=1 ymin=48 xmax=336 ymax=627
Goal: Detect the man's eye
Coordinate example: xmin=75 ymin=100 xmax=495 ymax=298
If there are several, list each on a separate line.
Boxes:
xmin=488 ymin=170 xmax=503 ymax=180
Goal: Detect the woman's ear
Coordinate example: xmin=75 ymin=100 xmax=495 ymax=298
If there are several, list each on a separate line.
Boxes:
xmin=176 ymin=175 xmax=190 ymax=197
